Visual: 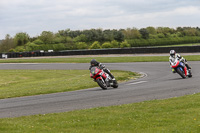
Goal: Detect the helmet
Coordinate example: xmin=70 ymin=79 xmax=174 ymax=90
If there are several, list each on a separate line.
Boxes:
xmin=90 ymin=59 xmax=98 ymax=66
xmin=170 ymin=50 xmax=176 ymax=57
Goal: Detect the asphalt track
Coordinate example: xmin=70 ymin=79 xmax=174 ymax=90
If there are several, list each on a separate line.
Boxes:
xmin=0 ymin=61 xmax=200 ymax=118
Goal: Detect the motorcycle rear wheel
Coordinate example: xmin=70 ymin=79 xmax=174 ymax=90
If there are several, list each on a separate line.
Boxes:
xmin=96 ymin=79 xmax=107 ymax=90
xmin=112 ymin=80 xmax=118 ymax=88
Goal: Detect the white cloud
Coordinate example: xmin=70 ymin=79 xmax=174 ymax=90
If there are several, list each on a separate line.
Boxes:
xmin=1 ymin=0 xmax=200 ymax=39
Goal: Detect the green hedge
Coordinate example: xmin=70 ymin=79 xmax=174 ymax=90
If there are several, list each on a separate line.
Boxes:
xmin=127 ymin=36 xmax=200 ymax=47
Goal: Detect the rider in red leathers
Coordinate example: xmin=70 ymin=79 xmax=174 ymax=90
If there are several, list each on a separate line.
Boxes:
xmin=89 ymin=59 xmax=116 ymax=81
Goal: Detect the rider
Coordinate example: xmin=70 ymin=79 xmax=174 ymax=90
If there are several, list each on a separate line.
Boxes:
xmin=89 ymin=59 xmax=116 ymax=81
xmin=169 ymin=50 xmax=191 ymax=73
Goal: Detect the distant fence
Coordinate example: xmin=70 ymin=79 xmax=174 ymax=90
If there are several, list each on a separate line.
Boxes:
xmin=1 ymin=45 xmax=200 ymax=58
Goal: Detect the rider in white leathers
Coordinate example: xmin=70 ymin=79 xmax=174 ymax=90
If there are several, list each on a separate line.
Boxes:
xmin=169 ymin=50 xmax=191 ymax=73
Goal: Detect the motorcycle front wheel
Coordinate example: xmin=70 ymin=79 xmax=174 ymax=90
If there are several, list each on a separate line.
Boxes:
xmin=177 ymin=68 xmax=186 ymax=79
xmin=96 ymin=78 xmax=107 ymax=90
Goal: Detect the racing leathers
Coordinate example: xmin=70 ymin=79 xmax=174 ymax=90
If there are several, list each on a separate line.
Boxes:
xmin=169 ymin=53 xmax=191 ymax=73
xmin=89 ymin=62 xmax=115 ymax=80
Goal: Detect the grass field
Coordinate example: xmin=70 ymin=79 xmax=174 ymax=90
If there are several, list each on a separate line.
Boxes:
xmin=0 ymin=55 xmax=200 ymax=63
xmin=0 ymin=70 xmax=139 ymax=99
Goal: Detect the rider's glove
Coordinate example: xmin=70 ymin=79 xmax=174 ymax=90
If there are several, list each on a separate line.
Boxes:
xmin=172 ymin=68 xmax=176 ymax=73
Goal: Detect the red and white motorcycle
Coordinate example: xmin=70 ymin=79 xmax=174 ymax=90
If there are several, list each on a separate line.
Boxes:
xmin=171 ymin=58 xmax=192 ymax=79
xmin=90 ymin=66 xmax=118 ymax=90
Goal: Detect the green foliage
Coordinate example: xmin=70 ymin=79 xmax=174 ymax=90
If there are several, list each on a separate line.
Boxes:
xmin=89 ymin=41 xmax=101 ymax=49
xmin=76 ymin=42 xmax=88 ymax=49
xmin=52 ymin=43 xmax=67 ymax=51
xmin=128 ymin=36 xmax=200 ymax=47
xmin=102 ymin=42 xmax=112 ymax=48
xmin=139 ymin=28 xmax=149 ymax=39
xmin=157 ymin=33 xmax=165 ymax=38
xmin=14 ymin=32 xmax=29 ymax=46
xmin=33 ymin=39 xmax=44 ymax=45
xmin=146 ymin=26 xmax=157 ymax=35
xmin=39 ymin=31 xmax=54 ymax=44
xmin=123 ymin=27 xmax=141 ymax=39
xmin=120 ymin=40 xmax=131 ymax=48
xmin=25 ymin=42 xmax=40 ymax=51
xmin=2 ymin=26 xmax=200 ymax=52
xmin=111 ymin=40 xmax=119 ymax=48
xmin=0 ymin=34 xmax=15 ymax=52
xmin=15 ymin=46 xmax=26 ymax=52
xmin=8 ymin=48 xmax=16 ymax=53
xmin=74 ymin=34 xmax=88 ymax=42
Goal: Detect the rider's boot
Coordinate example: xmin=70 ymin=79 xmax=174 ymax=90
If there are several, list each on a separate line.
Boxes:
xmin=104 ymin=69 xmax=115 ymax=81
xmin=185 ymin=64 xmax=191 ymax=70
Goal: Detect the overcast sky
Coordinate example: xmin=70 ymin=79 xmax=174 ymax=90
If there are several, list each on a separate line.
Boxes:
xmin=1 ymin=0 xmax=200 ymax=39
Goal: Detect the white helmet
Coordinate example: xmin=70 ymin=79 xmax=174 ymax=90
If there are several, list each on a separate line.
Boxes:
xmin=170 ymin=50 xmax=176 ymax=57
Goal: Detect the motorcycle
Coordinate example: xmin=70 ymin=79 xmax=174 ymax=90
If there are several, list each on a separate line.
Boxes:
xmin=171 ymin=58 xmax=192 ymax=79
xmin=90 ymin=66 xmax=118 ymax=90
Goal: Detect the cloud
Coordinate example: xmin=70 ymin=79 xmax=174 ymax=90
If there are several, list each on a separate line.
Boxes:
xmin=0 ymin=0 xmax=200 ymax=39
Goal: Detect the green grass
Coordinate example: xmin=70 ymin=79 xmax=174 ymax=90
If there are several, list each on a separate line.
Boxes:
xmin=0 ymin=55 xmax=200 ymax=63
xmin=0 ymin=70 xmax=139 ymax=99
xmin=1 ymin=93 xmax=200 ymax=132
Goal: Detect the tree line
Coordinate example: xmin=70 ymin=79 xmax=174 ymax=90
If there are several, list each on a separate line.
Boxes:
xmin=0 ymin=27 xmax=200 ymax=53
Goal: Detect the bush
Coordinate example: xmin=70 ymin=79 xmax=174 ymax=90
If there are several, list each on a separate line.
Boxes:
xmin=102 ymin=42 xmax=112 ymax=48
xmin=52 ymin=43 xmax=66 ymax=51
xmin=120 ymin=40 xmax=130 ymax=48
xmin=89 ymin=41 xmax=101 ymax=49
xmin=111 ymin=40 xmax=119 ymax=48
xmin=33 ymin=39 xmax=44 ymax=45
xmin=15 ymin=46 xmax=26 ymax=52
xmin=8 ymin=48 xmax=16 ymax=52
xmin=76 ymin=42 xmax=88 ymax=49
xmin=26 ymin=42 xmax=40 ymax=50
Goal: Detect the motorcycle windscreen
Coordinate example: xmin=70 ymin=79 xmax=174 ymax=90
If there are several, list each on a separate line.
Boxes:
xmin=90 ymin=67 xmax=100 ymax=75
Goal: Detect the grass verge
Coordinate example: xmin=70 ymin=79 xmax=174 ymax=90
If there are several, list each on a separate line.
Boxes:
xmin=0 ymin=70 xmax=140 ymax=99
xmin=0 ymin=93 xmax=200 ymax=132
xmin=0 ymin=55 xmax=200 ymax=63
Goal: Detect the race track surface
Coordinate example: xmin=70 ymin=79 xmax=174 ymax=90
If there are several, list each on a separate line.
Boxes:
xmin=0 ymin=61 xmax=200 ymax=118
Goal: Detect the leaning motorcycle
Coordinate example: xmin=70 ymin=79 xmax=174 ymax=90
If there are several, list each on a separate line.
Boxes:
xmin=90 ymin=66 xmax=118 ymax=90
xmin=171 ymin=58 xmax=192 ymax=79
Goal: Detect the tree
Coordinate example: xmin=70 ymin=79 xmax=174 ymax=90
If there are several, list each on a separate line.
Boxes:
xmin=0 ymin=34 xmax=15 ymax=52
xmin=139 ymin=28 xmax=149 ymax=39
xmin=39 ymin=31 xmax=54 ymax=44
xmin=146 ymin=26 xmax=157 ymax=35
xmin=123 ymin=28 xmax=141 ymax=39
xmin=14 ymin=32 xmax=29 ymax=46
xmin=183 ymin=28 xmax=198 ymax=36
xmin=113 ymin=29 xmax=124 ymax=42
xmin=74 ymin=34 xmax=88 ymax=42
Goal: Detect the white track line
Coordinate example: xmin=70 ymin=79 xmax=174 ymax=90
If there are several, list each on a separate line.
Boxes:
xmin=127 ymin=81 xmax=148 ymax=85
